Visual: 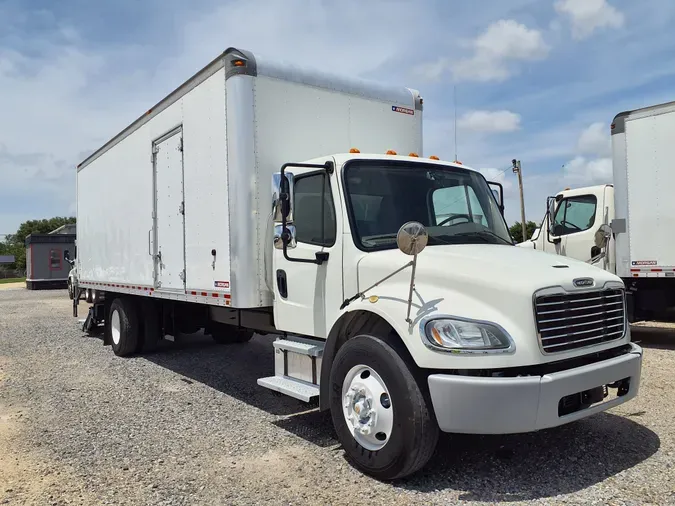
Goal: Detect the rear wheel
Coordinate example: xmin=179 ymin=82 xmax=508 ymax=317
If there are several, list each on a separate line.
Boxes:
xmin=109 ymin=298 xmax=140 ymax=357
xmin=329 ymin=334 xmax=438 ymax=481
xmin=209 ymin=322 xmax=254 ymax=344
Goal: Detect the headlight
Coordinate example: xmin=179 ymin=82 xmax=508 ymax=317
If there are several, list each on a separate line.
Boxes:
xmin=423 ymin=318 xmax=514 ymax=352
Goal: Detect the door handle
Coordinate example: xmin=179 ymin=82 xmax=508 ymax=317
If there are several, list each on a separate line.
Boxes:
xmin=148 ymin=229 xmax=153 ymax=256
xmin=276 ymin=269 xmax=288 ymax=299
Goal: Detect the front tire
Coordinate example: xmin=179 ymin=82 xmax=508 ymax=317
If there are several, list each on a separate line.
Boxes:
xmin=67 ymin=280 xmax=73 ymax=300
xmin=329 ymin=334 xmax=439 ymax=481
xmin=109 ymin=298 xmax=140 ymax=357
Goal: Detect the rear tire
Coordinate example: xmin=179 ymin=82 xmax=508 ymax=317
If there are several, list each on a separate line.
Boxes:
xmin=109 ymin=298 xmax=140 ymax=357
xmin=329 ymin=334 xmax=438 ymax=481
xmin=209 ymin=322 xmax=254 ymax=344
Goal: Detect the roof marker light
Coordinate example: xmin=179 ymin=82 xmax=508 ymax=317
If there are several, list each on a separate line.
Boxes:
xmin=350 ymin=148 xmax=360 ymax=153
xmin=386 ymin=150 xmax=397 ymax=155
xmin=409 ymin=152 xmax=419 ymax=157
xmin=429 ymin=155 xmax=440 ymax=160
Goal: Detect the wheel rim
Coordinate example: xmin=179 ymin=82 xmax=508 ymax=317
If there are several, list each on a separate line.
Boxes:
xmin=111 ymin=309 xmax=121 ymax=345
xmin=341 ymin=364 xmax=394 ymax=451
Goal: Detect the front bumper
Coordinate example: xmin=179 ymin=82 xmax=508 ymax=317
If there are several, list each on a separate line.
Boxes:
xmin=428 ymin=343 xmax=643 ymax=434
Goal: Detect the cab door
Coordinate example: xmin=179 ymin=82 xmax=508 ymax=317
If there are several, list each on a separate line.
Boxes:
xmin=271 ymin=160 xmax=344 ymax=338
xmin=549 ymin=193 xmax=601 ymax=262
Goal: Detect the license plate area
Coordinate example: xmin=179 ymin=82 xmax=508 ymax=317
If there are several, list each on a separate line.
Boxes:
xmin=558 ymin=377 xmax=631 ymax=416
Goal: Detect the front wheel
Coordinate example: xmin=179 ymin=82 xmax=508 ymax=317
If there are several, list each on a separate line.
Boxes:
xmin=329 ymin=334 xmax=439 ymax=480
xmin=67 ymin=280 xmax=73 ymax=300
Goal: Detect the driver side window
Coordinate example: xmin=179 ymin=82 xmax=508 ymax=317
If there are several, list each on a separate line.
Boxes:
xmin=432 ymin=185 xmax=488 ymax=226
xmin=553 ymin=195 xmax=597 ymax=236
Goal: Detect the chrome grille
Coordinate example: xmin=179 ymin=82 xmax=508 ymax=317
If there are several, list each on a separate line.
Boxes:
xmin=535 ymin=288 xmax=626 ymax=353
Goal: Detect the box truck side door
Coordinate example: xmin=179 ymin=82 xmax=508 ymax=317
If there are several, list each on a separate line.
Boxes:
xmin=550 ymin=193 xmax=600 ymax=263
xmin=153 ymin=127 xmax=187 ymax=291
xmin=272 ymin=164 xmax=343 ymax=339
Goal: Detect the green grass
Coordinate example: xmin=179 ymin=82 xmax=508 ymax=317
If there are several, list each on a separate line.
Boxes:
xmin=0 ymin=277 xmax=25 ymax=284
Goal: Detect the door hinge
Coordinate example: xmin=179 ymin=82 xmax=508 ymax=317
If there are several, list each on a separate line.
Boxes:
xmin=152 ymin=145 xmax=159 ymax=155
xmin=179 ymin=201 xmax=185 ymax=215
xmin=178 ymin=138 xmax=183 ymax=152
xmin=179 ymin=269 xmax=185 ymax=281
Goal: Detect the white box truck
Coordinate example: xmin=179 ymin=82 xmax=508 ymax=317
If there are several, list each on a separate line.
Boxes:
xmin=70 ymin=47 xmax=643 ymax=480
xmin=519 ymin=100 xmax=675 ymax=324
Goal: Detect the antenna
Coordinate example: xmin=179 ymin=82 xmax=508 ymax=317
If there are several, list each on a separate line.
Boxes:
xmin=453 ymin=85 xmax=458 ymax=162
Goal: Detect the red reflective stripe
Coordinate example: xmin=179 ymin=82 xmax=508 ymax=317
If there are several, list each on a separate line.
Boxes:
xmin=652 ymin=269 xmax=662 ymax=272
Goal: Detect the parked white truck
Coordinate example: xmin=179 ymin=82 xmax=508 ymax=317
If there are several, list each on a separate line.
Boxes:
xmin=70 ymin=47 xmax=642 ymax=480
xmin=520 ymin=100 xmax=675 ymax=324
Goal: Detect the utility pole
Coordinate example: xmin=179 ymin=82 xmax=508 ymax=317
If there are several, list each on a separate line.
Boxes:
xmin=512 ymin=159 xmax=526 ymax=242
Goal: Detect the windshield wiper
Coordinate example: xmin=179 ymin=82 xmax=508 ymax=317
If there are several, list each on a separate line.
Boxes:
xmin=454 ymin=230 xmax=513 ymax=245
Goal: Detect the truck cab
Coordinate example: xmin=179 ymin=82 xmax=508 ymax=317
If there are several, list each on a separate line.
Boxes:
xmin=519 ymin=184 xmax=614 ymax=270
xmin=264 ymin=152 xmax=641 ymax=478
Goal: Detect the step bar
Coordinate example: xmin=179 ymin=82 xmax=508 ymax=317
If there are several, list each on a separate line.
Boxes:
xmin=257 ymin=336 xmax=324 ymax=402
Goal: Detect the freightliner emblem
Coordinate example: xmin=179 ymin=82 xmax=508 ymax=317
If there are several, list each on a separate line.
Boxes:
xmin=573 ymin=278 xmax=594 ymax=288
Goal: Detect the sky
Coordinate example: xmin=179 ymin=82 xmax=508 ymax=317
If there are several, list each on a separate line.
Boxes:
xmin=1 ymin=0 xmax=675 ymax=234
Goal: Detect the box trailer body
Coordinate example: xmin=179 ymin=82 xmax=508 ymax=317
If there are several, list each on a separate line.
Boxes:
xmin=518 ymin=100 xmax=675 ymax=322
xmin=73 ymin=47 xmax=642 ymax=481
xmin=76 ymin=48 xmax=422 ymax=309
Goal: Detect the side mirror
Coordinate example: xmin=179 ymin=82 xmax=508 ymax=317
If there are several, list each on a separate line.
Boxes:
xmin=272 ymin=172 xmax=294 ymax=223
xmin=552 ymin=223 xmax=565 ymax=237
xmin=487 ymin=181 xmax=505 ymax=216
xmin=594 ymin=224 xmax=612 ymax=249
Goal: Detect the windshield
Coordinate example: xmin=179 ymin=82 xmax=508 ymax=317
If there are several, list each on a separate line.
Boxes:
xmin=343 ymin=160 xmax=513 ymax=250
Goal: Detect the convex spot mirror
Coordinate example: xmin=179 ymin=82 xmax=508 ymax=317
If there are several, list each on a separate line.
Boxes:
xmin=397 ymin=221 xmax=428 ymax=256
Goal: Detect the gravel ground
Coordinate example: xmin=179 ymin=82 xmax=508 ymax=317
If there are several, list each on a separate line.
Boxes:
xmin=1 ymin=289 xmax=674 ymax=505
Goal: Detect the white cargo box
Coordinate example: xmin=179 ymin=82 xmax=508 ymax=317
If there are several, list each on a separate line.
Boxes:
xmin=612 ymin=101 xmax=675 ymax=278
xmin=76 ymin=47 xmax=423 ymax=308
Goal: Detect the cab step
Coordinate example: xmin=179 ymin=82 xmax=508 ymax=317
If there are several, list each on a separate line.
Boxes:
xmin=257 ymin=336 xmax=324 ymax=402
xmin=257 ymin=376 xmax=319 ymax=402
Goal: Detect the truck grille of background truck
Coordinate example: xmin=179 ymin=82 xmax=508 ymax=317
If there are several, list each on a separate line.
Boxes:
xmin=534 ymin=288 xmax=626 ymax=353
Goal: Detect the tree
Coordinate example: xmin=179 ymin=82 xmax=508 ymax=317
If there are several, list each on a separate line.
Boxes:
xmin=3 ymin=217 xmax=76 ymax=271
xmin=509 ymin=220 xmax=539 ymax=242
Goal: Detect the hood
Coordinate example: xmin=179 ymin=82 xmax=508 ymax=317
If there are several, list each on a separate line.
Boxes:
xmin=357 ymin=244 xmax=618 ymax=298
xmin=353 ymin=244 xmax=626 ymax=368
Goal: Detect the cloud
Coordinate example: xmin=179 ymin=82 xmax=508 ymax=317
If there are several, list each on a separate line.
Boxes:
xmin=577 ymin=122 xmax=611 ymax=157
xmin=458 ymin=110 xmax=522 ymax=133
xmin=453 ymin=20 xmax=550 ymax=82
xmin=0 ymin=0 xmax=431 ymax=233
xmin=562 ymin=156 xmax=612 ymax=186
xmin=555 ymin=0 xmax=625 ymax=40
